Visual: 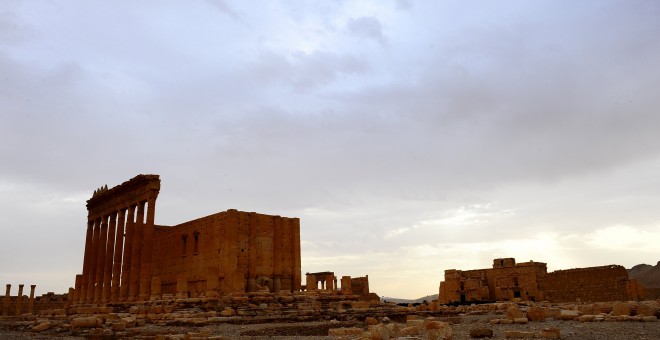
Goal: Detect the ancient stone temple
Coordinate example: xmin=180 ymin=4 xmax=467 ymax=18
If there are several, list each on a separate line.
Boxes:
xmin=439 ymin=258 xmax=644 ymax=304
xmin=73 ymin=174 xmax=301 ymax=305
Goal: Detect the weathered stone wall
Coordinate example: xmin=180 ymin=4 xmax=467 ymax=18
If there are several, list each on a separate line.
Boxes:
xmin=491 ymin=261 xmax=547 ymax=302
xmin=439 ymin=260 xmax=547 ymax=304
xmin=1 ymin=292 xmax=68 ymax=316
xmin=152 ymin=209 xmax=301 ymax=297
xmin=644 ymin=287 xmax=660 ymax=299
xmin=439 ymin=259 xmax=642 ymax=304
xmin=541 ymin=265 xmax=639 ymax=302
xmin=350 ymin=276 xmax=370 ymax=296
xmin=440 ymin=268 xmax=491 ymax=304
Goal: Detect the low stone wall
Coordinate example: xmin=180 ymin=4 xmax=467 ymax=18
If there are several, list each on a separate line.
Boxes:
xmin=541 ymin=265 xmax=633 ymax=302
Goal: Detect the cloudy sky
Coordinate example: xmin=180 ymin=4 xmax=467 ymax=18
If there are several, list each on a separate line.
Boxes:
xmin=1 ymin=0 xmax=659 ymax=299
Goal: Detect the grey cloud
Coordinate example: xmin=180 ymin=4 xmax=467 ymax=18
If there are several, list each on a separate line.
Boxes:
xmin=347 ymin=16 xmax=388 ymax=46
xmin=245 ymin=50 xmax=369 ymax=90
xmin=395 ymin=0 xmax=413 ymax=11
xmin=205 ymin=0 xmax=240 ymax=20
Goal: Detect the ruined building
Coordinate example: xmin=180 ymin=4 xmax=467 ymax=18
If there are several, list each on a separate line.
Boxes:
xmin=73 ymin=174 xmax=301 ymax=305
xmin=439 ymin=258 xmax=644 ymax=304
xmin=303 ymin=272 xmax=374 ymax=299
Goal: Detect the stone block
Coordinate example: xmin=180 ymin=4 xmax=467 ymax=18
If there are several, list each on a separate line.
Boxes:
xmin=526 ymin=306 xmax=545 ymax=321
xmin=220 ymin=308 xmax=236 ymax=316
xmin=425 ymin=320 xmax=451 ymax=331
xmin=71 ymin=316 xmax=102 ymax=329
xmin=611 ymin=302 xmax=632 ymax=316
xmin=637 ymin=301 xmax=659 ymax=317
xmin=578 ymin=315 xmax=594 ymax=322
xmin=368 ymin=323 xmax=390 ymax=339
xmin=579 ymin=304 xmax=594 ymax=315
xmin=400 ymin=325 xmax=420 ymax=336
xmin=559 ymin=310 xmax=579 ymax=320
xmin=543 ymin=308 xmax=561 ymax=319
xmin=505 ymin=330 xmax=535 ymax=338
xmin=121 ymin=316 xmax=137 ymax=328
xmin=328 ymin=327 xmax=364 ymax=336
xmin=407 ymin=319 xmax=425 ymax=328
xmin=469 ymin=327 xmax=493 ymax=338
xmin=539 ymin=327 xmax=560 ymax=339
xmin=506 ymin=305 xmax=524 ymax=320
xmin=426 ymin=325 xmax=453 ymax=340
xmin=514 ymin=317 xmax=529 ymax=324
xmin=365 ymin=316 xmax=378 ymax=325
xmin=31 ymin=322 xmax=51 ymax=332
xmin=385 ymin=323 xmax=401 ymax=338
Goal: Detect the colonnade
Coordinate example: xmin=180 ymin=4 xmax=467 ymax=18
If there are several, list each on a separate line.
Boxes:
xmin=74 ymin=175 xmax=160 ymax=305
xmin=2 ymin=284 xmax=36 ymax=316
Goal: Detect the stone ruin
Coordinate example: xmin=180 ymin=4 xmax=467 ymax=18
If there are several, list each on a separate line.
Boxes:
xmin=74 ymin=174 xmax=304 ymax=305
xmin=303 ymin=272 xmax=380 ymax=301
xmin=439 ymin=257 xmax=646 ymax=305
xmin=2 ymin=284 xmax=69 ymax=317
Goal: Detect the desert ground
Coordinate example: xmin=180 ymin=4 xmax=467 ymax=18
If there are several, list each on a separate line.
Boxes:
xmin=2 ymin=302 xmax=659 ymax=339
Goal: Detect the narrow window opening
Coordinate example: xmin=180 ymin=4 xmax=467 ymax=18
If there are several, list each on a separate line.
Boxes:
xmin=193 ymin=231 xmax=199 ymax=254
xmin=182 ymin=235 xmax=188 ymax=257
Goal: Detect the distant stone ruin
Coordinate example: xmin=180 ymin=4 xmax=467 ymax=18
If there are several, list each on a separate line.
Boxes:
xmin=2 ymin=284 xmax=68 ymax=316
xmin=439 ymin=258 xmax=645 ymax=304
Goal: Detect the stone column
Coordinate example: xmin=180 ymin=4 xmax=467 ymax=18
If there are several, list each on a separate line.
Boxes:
xmin=102 ymin=212 xmax=117 ymax=303
xmin=66 ymin=288 xmax=74 ymax=308
xmin=93 ymin=216 xmax=109 ymax=304
xmin=120 ymin=205 xmax=135 ymax=301
xmin=2 ymin=284 xmax=10 ymax=316
xmin=292 ymin=218 xmax=301 ymax=292
xmin=128 ymin=201 xmax=145 ymax=301
xmin=306 ymin=274 xmax=317 ymax=291
xmin=139 ymin=196 xmax=157 ymax=301
xmin=325 ymin=274 xmax=335 ymax=290
xmin=15 ymin=284 xmax=24 ymax=315
xmin=247 ymin=212 xmax=258 ymax=292
xmin=28 ymin=285 xmax=36 ymax=314
xmin=79 ymin=221 xmax=94 ymax=304
xmin=111 ymin=208 xmax=126 ymax=302
xmin=86 ymin=219 xmax=101 ymax=303
xmin=73 ymin=275 xmax=82 ymax=305
xmin=341 ymin=276 xmax=352 ymax=293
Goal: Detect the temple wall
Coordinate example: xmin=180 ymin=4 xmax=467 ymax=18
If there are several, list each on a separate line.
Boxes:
xmin=350 ymin=276 xmax=370 ymax=296
xmin=439 ymin=259 xmax=640 ymax=304
xmin=540 ymin=265 xmax=635 ymax=302
xmin=151 ymin=209 xmax=301 ymax=297
xmin=491 ymin=262 xmax=547 ymax=302
xmin=72 ymin=175 xmax=302 ymax=304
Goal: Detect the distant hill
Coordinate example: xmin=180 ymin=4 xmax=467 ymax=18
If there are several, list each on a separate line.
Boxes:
xmin=381 ymin=294 xmax=438 ymax=305
xmin=627 ymin=261 xmax=660 ymax=288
